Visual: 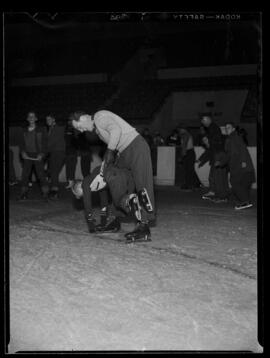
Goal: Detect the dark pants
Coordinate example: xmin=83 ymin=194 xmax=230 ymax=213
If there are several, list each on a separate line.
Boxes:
xmin=66 ymin=153 xmax=77 ymax=181
xmin=82 ymin=166 xmax=109 ymax=216
xmin=182 ymin=149 xmax=201 ymax=188
xmin=114 ymin=135 xmax=155 ymax=222
xmin=230 ymin=172 xmax=255 ymax=203
xmin=9 ymin=148 xmax=17 ymax=182
xmin=21 ymin=155 xmax=49 ymax=194
xmin=209 ymin=165 xmax=229 ymax=198
xmin=47 ymin=151 xmax=65 ymax=190
xmin=104 ymin=165 xmax=136 ymax=209
xmin=80 ymin=152 xmax=92 ymax=178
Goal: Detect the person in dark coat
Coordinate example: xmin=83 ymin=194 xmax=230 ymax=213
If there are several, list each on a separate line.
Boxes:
xmin=200 ymin=115 xmax=229 ymax=202
xmin=216 ymin=122 xmax=255 ymax=210
xmin=18 ymin=111 xmax=49 ymax=200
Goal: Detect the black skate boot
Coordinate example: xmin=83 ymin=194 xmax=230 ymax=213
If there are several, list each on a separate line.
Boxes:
xmin=95 ymin=207 xmax=109 ymax=232
xmin=86 ymin=213 xmax=97 ymax=234
xmin=125 ymin=221 xmax=151 ymax=243
xmin=97 ymin=215 xmax=121 ymax=233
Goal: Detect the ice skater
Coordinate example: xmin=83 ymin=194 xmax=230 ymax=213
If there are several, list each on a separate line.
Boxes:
xmin=71 ymin=110 xmax=155 ymax=242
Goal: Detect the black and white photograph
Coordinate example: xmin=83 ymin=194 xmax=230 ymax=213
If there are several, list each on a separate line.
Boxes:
xmin=4 ymin=11 xmax=263 ymax=353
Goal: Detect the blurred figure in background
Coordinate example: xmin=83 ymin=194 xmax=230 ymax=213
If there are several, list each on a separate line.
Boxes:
xmin=18 ymin=111 xmax=49 ymax=200
xmin=236 ymin=126 xmax=249 ymax=146
xmin=65 ymin=114 xmax=79 ymax=189
xmin=45 ymin=114 xmax=66 ymax=199
xmin=142 ymin=128 xmax=153 ymax=149
xmin=177 ymin=127 xmax=201 ymax=190
xmin=200 ymin=115 xmax=229 ymax=202
xmin=153 ymin=132 xmax=165 ymax=147
xmin=152 ymin=131 xmax=165 ymax=176
xmin=166 ymin=129 xmax=181 ymax=146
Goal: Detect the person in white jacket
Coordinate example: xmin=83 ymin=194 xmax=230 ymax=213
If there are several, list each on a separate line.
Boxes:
xmin=72 ymin=109 xmax=155 ymax=242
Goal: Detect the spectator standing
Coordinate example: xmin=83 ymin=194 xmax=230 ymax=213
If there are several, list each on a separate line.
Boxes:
xmin=18 ymin=111 xmax=49 ymax=200
xmin=216 ymin=122 xmax=255 ymax=209
xmin=45 ymin=114 xmax=66 ymax=199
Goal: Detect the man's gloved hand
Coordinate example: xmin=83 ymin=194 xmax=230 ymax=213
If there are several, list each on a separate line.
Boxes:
xmin=104 ymin=149 xmax=115 ymax=166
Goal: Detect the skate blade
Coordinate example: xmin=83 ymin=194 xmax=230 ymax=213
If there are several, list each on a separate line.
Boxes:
xmin=125 ymin=236 xmax=152 ymax=244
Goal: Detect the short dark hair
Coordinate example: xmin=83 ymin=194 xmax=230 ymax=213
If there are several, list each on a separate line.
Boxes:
xmin=27 ymin=110 xmax=37 ymax=116
xmin=69 ymin=111 xmax=87 ymax=122
xmin=46 ymin=113 xmax=56 ymax=119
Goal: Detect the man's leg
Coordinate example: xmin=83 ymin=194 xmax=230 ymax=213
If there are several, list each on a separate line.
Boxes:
xmin=81 ymin=153 xmax=92 ymax=178
xmin=19 ymin=159 xmax=33 ymax=198
xmin=116 ymin=136 xmax=155 ymax=223
xmin=34 ymin=161 xmax=49 ymax=197
xmin=113 ymin=136 xmax=155 ymax=241
xmin=65 ymin=154 xmax=77 ymax=187
xmin=214 ymin=167 xmax=229 ymax=200
xmin=232 ymin=172 xmax=254 ymax=204
xmin=9 ymin=148 xmax=17 ymax=184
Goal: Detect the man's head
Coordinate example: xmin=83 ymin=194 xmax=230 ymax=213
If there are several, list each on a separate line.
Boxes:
xmin=225 ymin=122 xmax=236 ymax=136
xmin=71 ymin=111 xmax=94 ymax=132
xmin=26 ymin=111 xmax=38 ymax=125
xmin=201 ymin=115 xmax=212 ymax=128
xmin=46 ymin=114 xmax=56 ymax=127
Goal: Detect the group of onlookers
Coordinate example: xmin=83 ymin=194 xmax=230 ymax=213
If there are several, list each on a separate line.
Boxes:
xmin=9 ymin=111 xmax=100 ymax=200
xmin=141 ymin=117 xmax=255 ymax=210
xmin=9 ymin=112 xmax=255 ymax=209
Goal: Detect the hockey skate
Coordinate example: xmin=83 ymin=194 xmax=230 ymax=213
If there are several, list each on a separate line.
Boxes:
xmin=96 ymin=216 xmax=121 ymax=233
xmin=125 ymin=222 xmax=152 ymax=243
xmin=86 ymin=214 xmax=97 ymax=234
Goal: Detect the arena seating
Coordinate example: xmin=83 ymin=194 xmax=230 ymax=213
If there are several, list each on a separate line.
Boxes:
xmin=7 ymin=75 xmax=257 ymax=125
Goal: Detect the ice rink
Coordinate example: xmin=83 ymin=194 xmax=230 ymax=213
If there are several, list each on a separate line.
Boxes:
xmin=8 ymin=185 xmax=261 ymax=352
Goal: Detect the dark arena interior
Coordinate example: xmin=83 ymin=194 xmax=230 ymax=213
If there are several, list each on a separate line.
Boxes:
xmin=5 ymin=12 xmax=263 ymax=353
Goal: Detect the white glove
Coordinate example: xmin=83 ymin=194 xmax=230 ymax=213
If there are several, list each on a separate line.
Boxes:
xmin=90 ymin=174 xmax=106 ymax=192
